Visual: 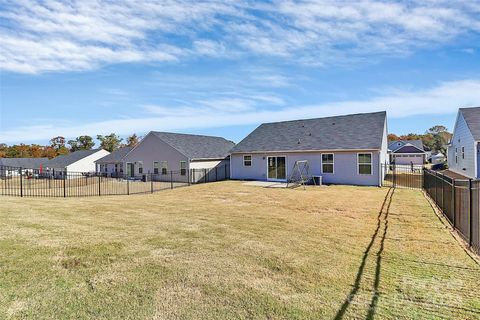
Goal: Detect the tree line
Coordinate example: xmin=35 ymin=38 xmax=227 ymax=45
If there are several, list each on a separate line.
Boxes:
xmin=388 ymin=125 xmax=452 ymax=155
xmin=0 ymin=134 xmax=140 ymax=158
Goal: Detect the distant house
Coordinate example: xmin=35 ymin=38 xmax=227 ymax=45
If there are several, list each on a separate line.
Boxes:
xmin=428 ymin=152 xmax=446 ymax=165
xmin=0 ymin=157 xmax=48 ymax=178
xmin=95 ymin=146 xmax=133 ymax=177
xmin=44 ymin=149 xmax=110 ymax=176
xmin=447 ymin=107 xmax=480 ymax=179
xmin=123 ymin=131 xmax=235 ymax=182
xmin=229 ymin=111 xmax=388 ymax=186
xmin=388 ymin=140 xmax=426 ymax=165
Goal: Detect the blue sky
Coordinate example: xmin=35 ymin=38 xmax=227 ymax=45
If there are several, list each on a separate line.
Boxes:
xmin=1 ymin=1 xmax=480 ymax=145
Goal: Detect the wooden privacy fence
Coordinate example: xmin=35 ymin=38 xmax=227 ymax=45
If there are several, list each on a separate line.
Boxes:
xmin=0 ymin=164 xmax=230 ymax=198
xmin=423 ymin=169 xmax=480 ymax=255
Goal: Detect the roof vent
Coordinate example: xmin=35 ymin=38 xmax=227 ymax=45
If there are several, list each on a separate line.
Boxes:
xmin=332 ymin=122 xmax=335 ymax=125
xmin=297 ymin=139 xmax=301 ymax=144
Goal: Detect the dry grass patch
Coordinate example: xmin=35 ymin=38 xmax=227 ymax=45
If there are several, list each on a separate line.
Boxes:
xmin=0 ymin=181 xmax=479 ymax=319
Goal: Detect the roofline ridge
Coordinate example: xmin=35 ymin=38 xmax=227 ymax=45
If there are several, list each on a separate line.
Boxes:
xmin=259 ymin=110 xmax=386 ymax=126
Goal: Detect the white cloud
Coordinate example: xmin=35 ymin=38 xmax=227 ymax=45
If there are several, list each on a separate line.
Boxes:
xmin=2 ymin=79 xmax=479 ymax=143
xmin=1 ymin=0 xmax=479 ymax=73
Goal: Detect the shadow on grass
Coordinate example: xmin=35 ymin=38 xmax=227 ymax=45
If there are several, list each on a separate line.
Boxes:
xmin=334 ymin=187 xmax=394 ymax=320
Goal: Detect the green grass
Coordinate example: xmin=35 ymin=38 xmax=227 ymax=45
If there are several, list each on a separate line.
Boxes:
xmin=0 ymin=181 xmax=479 ymax=319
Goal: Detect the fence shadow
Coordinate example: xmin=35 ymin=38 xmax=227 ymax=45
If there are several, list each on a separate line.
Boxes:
xmin=334 ymin=187 xmax=394 ymax=320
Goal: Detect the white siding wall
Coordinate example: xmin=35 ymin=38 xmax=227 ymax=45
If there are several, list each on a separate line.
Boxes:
xmin=448 ymin=113 xmax=477 ymax=178
xmin=189 ymin=159 xmax=228 ymax=169
xmin=67 ymin=150 xmax=110 ymax=173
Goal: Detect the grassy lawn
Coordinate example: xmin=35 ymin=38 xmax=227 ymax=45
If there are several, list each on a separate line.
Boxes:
xmin=0 ymin=181 xmax=479 ymax=319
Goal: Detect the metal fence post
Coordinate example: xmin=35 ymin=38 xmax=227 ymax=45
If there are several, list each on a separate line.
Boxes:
xmin=204 ymin=168 xmax=207 ymax=183
xmin=20 ymin=167 xmax=23 ymax=197
xmin=151 ymin=173 xmax=154 ymax=193
xmin=63 ymin=170 xmax=66 ymax=198
xmin=215 ymin=167 xmax=218 ymax=181
xmin=127 ymin=178 xmax=130 ymax=195
xmin=170 ymin=171 xmax=173 ymax=189
xmin=98 ymin=174 xmax=101 ymax=196
xmin=452 ymin=179 xmax=456 ymax=228
xmin=225 ymin=164 xmax=227 ymax=180
xmin=187 ymin=169 xmax=191 ymax=186
xmin=469 ymin=179 xmax=473 ymax=247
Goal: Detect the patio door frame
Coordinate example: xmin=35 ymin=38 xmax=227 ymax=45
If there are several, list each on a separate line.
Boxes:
xmin=266 ymin=156 xmax=287 ymax=181
xmin=126 ymin=162 xmax=135 ymax=178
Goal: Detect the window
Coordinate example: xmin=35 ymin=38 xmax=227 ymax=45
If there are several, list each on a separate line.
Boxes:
xmin=358 ymin=153 xmax=372 ymax=175
xmin=321 ymin=154 xmax=334 ymax=173
xmin=455 ymin=148 xmax=458 ymax=163
xmin=153 ymin=161 xmax=159 ymax=174
xmin=462 ymin=147 xmax=465 ymax=159
xmin=180 ymin=161 xmax=186 ymax=176
xmin=161 ymin=161 xmax=168 ymax=175
xmin=104 ymin=165 xmax=107 ymax=172
xmin=114 ymin=163 xmax=118 ymax=173
xmin=243 ymin=155 xmax=252 ymax=167
xmin=138 ymin=162 xmax=143 ymax=174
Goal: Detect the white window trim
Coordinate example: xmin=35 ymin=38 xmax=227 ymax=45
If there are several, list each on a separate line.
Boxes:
xmin=153 ymin=161 xmax=159 ymax=174
xmin=243 ymin=155 xmax=252 ymax=167
xmin=180 ymin=161 xmax=187 ymax=176
xmin=321 ymin=153 xmax=334 ymax=174
xmin=161 ymin=161 xmax=168 ymax=175
xmin=266 ymin=155 xmax=287 ymax=181
xmin=357 ymin=152 xmax=373 ymax=175
xmin=462 ymin=146 xmax=465 ymax=159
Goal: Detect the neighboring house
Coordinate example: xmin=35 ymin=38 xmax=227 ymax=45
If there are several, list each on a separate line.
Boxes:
xmin=44 ymin=149 xmax=110 ymax=176
xmin=428 ymin=152 xmax=446 ymax=165
xmin=447 ymin=107 xmax=480 ymax=179
xmin=123 ymin=131 xmax=235 ymax=182
xmin=229 ymin=111 xmax=388 ymax=186
xmin=388 ymin=140 xmax=426 ymax=165
xmin=95 ymin=146 xmax=133 ymax=177
xmin=0 ymin=157 xmax=48 ymax=178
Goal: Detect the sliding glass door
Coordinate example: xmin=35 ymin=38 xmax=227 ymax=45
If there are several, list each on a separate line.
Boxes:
xmin=267 ymin=156 xmax=286 ymax=180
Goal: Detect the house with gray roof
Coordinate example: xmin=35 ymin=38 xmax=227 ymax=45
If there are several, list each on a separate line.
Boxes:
xmin=230 ymin=111 xmax=388 ymax=186
xmin=95 ymin=146 xmax=133 ymax=177
xmin=388 ymin=139 xmax=426 ymax=165
xmin=0 ymin=157 xmax=48 ymax=169
xmin=123 ymin=131 xmax=235 ymax=182
xmin=447 ymin=107 xmax=480 ymax=179
xmin=0 ymin=157 xmax=49 ymax=178
xmin=44 ymin=149 xmax=110 ymax=176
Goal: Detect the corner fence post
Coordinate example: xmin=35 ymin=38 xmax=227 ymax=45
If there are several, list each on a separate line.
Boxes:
xmin=20 ymin=167 xmax=23 ymax=197
xmin=469 ymin=179 xmax=473 ymax=247
xmin=170 ymin=171 xmax=173 ymax=189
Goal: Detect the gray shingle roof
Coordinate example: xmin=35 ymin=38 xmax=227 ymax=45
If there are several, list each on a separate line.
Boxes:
xmin=0 ymin=157 xmax=48 ymax=169
xmin=388 ymin=140 xmax=424 ymax=152
xmin=230 ymin=111 xmax=386 ymax=153
xmin=45 ymin=149 xmax=104 ymax=168
xmin=460 ymin=107 xmax=480 ymax=140
xmin=151 ymin=132 xmax=235 ymax=159
xmin=95 ymin=147 xmax=133 ymax=163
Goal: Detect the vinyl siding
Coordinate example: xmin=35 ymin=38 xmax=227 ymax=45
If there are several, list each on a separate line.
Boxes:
xmin=448 ymin=113 xmax=477 ymax=178
xmin=65 ymin=150 xmax=110 ymax=173
xmin=123 ymin=133 xmax=189 ymax=175
xmin=231 ymin=151 xmax=381 ymax=186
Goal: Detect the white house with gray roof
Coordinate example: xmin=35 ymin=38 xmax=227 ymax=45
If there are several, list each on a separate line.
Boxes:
xmin=44 ymin=149 xmax=109 ymax=177
xmin=122 ymin=131 xmax=235 ymax=182
xmin=388 ymin=139 xmax=426 ymax=165
xmin=230 ymin=111 xmax=388 ymax=186
xmin=447 ymin=107 xmax=480 ymax=179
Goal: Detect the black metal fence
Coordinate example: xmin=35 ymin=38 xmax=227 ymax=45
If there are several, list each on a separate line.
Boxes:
xmin=423 ymin=169 xmax=480 ymax=255
xmin=383 ymin=163 xmax=424 ymax=189
xmin=0 ymin=164 xmax=230 ymax=198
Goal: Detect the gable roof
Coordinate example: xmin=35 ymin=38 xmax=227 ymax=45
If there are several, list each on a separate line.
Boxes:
xmin=459 ymin=107 xmax=480 ymax=140
xmin=45 ymin=149 xmax=105 ymax=168
xmin=151 ymin=132 xmax=235 ymax=160
xmin=95 ymin=146 xmax=133 ymax=163
xmin=0 ymin=157 xmax=48 ymax=169
xmin=388 ymin=140 xmax=424 ymax=153
xmin=230 ymin=111 xmax=387 ymax=153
